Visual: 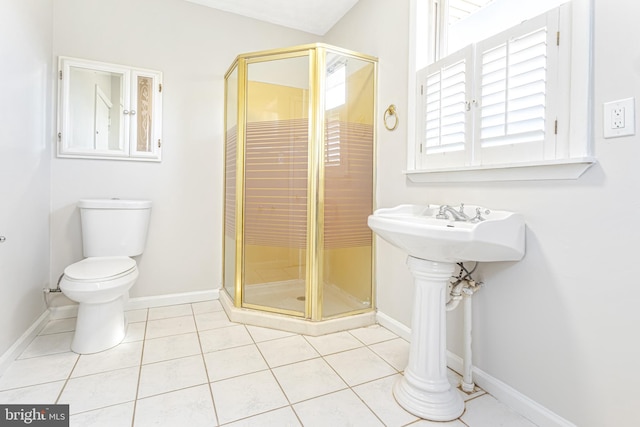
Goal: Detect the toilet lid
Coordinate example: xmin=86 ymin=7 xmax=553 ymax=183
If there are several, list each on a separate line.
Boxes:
xmin=64 ymin=256 xmax=136 ymax=281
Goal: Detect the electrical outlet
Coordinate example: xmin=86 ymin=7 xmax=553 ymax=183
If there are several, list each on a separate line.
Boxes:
xmin=604 ymin=97 xmax=635 ymax=138
xmin=611 ymin=106 xmax=625 ymax=128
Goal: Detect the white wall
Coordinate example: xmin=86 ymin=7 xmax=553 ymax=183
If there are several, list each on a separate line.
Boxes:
xmin=0 ymin=0 xmax=53 ymax=356
xmin=327 ymin=0 xmax=639 ymax=426
xmin=48 ymin=0 xmax=317 ymax=306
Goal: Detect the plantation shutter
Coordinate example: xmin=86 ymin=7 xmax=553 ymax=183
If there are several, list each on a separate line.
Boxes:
xmin=419 ymin=46 xmax=473 ymax=168
xmin=474 ymin=9 xmax=561 ymax=164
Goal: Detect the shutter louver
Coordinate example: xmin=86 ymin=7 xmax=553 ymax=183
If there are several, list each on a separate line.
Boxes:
xmin=424 ymin=58 xmax=467 ymax=154
xmin=479 ymin=27 xmax=548 ymax=148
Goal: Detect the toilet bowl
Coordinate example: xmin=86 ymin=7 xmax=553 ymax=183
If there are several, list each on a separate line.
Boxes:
xmin=59 ymin=199 xmax=151 ymax=354
xmin=60 ymin=257 xmax=139 ymax=354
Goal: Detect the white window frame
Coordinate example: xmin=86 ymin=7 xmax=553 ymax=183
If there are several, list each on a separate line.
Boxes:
xmin=406 ymin=0 xmax=595 ymax=182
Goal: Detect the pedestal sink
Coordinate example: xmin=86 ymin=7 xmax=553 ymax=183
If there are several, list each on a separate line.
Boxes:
xmin=368 ymin=204 xmax=525 ymax=421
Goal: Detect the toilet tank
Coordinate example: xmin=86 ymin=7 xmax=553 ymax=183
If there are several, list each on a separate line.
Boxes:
xmin=78 ymin=199 xmax=152 ymax=257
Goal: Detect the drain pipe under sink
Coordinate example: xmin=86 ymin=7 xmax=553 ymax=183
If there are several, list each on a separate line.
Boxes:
xmin=446 ymin=270 xmax=482 ymax=393
xmin=460 ymin=283 xmax=478 ymax=392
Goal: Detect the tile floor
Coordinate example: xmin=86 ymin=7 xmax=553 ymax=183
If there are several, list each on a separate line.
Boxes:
xmin=0 ymin=300 xmax=537 ymax=426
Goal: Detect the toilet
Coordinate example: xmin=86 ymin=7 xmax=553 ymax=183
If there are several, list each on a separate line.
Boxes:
xmin=60 ymin=199 xmax=152 ymax=354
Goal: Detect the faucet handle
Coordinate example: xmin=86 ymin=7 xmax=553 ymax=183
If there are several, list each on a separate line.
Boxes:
xmin=470 ymin=207 xmax=490 ymax=222
xmin=459 ymin=203 xmax=466 ymax=214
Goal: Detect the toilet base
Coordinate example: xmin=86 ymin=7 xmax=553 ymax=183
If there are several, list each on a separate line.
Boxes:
xmin=71 ymin=296 xmax=127 ymax=354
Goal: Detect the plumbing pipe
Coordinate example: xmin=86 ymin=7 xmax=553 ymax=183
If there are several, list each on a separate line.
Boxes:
xmin=43 ymin=274 xmax=64 ymax=309
xmin=461 ymin=285 xmax=475 ymax=392
xmin=460 ymin=280 xmax=483 ymax=392
xmin=446 ymin=266 xmax=482 ymax=392
xmin=446 ymin=280 xmax=465 ymax=311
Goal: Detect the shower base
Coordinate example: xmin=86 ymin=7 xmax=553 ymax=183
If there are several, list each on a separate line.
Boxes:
xmin=243 ymin=279 xmax=370 ymax=316
xmin=219 ymin=282 xmax=376 ymax=336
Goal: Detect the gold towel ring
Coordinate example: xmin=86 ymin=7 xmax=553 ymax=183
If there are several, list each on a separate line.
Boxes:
xmin=384 ymin=104 xmax=398 ymax=131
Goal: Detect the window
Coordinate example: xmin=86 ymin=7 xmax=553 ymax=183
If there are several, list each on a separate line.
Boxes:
xmin=325 ymin=60 xmax=347 ymax=167
xmin=408 ymin=0 xmax=595 ymax=181
xmin=434 ymin=0 xmax=495 ymax=61
xmin=326 ymin=62 xmax=346 ymax=110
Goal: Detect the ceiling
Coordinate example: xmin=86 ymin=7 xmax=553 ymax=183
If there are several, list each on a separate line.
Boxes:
xmin=183 ymin=0 xmax=361 ymax=35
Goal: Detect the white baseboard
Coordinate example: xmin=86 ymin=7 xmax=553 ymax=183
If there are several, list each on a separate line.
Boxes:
xmin=376 ymin=310 xmax=575 ymax=427
xmin=48 ymin=289 xmax=220 ymax=320
xmin=376 ymin=310 xmax=411 ymax=340
xmin=125 ymin=289 xmax=219 ymax=311
xmin=446 ymin=352 xmax=576 ymax=427
xmin=0 ymin=311 xmax=50 ymax=375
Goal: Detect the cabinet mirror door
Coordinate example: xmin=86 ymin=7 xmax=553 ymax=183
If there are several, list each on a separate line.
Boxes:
xmin=58 ymin=57 xmax=162 ymax=161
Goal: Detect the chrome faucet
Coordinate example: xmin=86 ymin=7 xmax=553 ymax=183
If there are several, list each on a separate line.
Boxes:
xmin=436 ymin=204 xmax=471 ymax=221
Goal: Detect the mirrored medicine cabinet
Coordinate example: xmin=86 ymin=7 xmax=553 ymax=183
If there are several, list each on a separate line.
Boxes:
xmin=57 ymin=57 xmax=163 ymax=161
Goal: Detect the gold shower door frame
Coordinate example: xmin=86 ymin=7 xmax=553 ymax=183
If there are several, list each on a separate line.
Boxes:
xmin=223 ymin=44 xmax=377 ymax=322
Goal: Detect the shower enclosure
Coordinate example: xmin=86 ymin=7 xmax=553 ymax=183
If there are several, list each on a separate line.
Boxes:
xmin=222 ymin=44 xmax=377 ymax=332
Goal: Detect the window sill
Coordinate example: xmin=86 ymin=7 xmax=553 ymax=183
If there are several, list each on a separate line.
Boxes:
xmin=404 ymin=157 xmax=596 ymax=183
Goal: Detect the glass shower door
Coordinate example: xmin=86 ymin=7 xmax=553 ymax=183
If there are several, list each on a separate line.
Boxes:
xmin=321 ymin=53 xmax=375 ymax=319
xmin=241 ymin=54 xmax=310 ymax=316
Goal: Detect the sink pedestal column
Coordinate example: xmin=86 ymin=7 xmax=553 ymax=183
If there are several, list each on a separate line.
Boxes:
xmin=393 ymin=256 xmax=464 ymax=421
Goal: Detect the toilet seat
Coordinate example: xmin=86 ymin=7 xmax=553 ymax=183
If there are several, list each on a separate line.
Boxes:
xmin=59 ymin=256 xmax=139 ymax=306
xmin=59 ymin=256 xmax=139 ymax=354
xmin=64 ymin=256 xmax=136 ymax=282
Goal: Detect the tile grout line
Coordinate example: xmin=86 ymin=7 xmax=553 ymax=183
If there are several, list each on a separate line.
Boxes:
xmin=192 ymin=304 xmax=222 ymax=427
xmin=216 ymin=325 xmax=407 ymax=425
xmin=243 ymin=321 xmax=305 ymax=426
xmin=53 ymin=352 xmax=80 ymax=407
xmin=130 ymin=308 xmax=149 ymax=427
xmin=304 ymin=333 xmax=397 ymax=426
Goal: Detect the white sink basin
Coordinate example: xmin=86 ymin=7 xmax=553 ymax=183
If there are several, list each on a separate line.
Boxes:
xmin=368 ymin=204 xmax=525 ymax=263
